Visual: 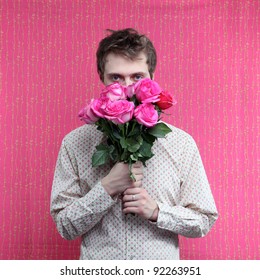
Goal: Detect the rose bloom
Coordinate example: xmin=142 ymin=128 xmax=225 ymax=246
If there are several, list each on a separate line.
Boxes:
xmin=78 ymin=99 xmax=99 ymax=124
xmin=91 ymin=98 xmax=107 ymax=118
xmin=100 ymin=83 xmax=127 ymax=101
xmin=125 ymin=82 xmax=136 ymax=98
xmin=92 ymin=98 xmax=134 ymax=125
xmin=134 ymin=103 xmax=158 ymax=127
xmin=156 ymin=91 xmax=177 ymax=110
xmin=134 ymin=78 xmax=161 ymax=103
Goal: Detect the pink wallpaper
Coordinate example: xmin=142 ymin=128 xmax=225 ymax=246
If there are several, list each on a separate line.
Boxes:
xmin=1 ymin=0 xmax=259 ymax=260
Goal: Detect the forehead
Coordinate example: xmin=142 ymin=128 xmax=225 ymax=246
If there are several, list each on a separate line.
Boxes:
xmin=104 ymin=52 xmax=149 ymax=75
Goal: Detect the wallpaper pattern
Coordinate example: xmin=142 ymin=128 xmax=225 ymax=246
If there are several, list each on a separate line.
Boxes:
xmin=0 ymin=0 xmax=259 ymax=259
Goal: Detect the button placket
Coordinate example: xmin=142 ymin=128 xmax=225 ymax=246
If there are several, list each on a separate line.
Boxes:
xmin=125 ymin=214 xmax=136 ymax=259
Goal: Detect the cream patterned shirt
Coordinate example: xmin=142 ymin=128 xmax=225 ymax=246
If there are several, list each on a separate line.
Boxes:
xmin=50 ymin=123 xmax=218 ymax=259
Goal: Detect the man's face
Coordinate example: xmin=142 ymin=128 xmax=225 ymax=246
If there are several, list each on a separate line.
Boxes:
xmin=103 ymin=52 xmax=151 ymax=86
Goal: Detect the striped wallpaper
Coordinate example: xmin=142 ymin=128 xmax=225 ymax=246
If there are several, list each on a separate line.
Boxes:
xmin=0 ymin=0 xmax=259 ymax=259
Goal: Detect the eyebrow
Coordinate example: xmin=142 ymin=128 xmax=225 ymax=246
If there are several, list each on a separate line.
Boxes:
xmin=106 ymin=72 xmax=147 ymax=77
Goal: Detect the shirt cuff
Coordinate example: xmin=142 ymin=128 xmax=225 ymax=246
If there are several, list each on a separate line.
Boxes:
xmin=84 ymin=181 xmax=117 ymax=214
xmin=155 ymin=202 xmax=178 ymax=231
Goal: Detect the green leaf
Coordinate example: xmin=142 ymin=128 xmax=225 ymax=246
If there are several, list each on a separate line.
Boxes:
xmin=120 ymin=138 xmax=128 ymax=149
xmin=147 ymin=123 xmax=172 ymax=138
xmin=108 ymin=145 xmax=118 ymax=162
xmin=92 ymin=150 xmax=109 ymax=167
xmin=136 ymin=135 xmax=143 ymax=145
xmin=142 ymin=132 xmax=156 ymax=144
xmin=97 ymin=119 xmax=117 ymax=141
xmin=126 ymin=138 xmax=140 ymax=153
xmin=120 ymin=149 xmax=128 ymax=161
xmin=130 ymin=154 xmax=138 ymax=161
xmin=118 ymin=124 xmax=125 ymax=132
xmin=112 ymin=129 xmax=121 ymax=140
xmin=95 ymin=144 xmax=109 ymax=151
xmin=139 ymin=141 xmax=154 ymax=158
xmin=128 ymin=121 xmax=140 ymax=137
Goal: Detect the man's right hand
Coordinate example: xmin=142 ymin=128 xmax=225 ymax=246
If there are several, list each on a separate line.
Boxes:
xmin=101 ymin=161 xmax=144 ymax=197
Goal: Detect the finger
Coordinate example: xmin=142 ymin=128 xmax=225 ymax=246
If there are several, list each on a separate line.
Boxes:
xmin=131 ymin=180 xmax=142 ymax=188
xmin=122 ymin=201 xmax=139 ymax=208
xmin=122 ymin=193 xmax=139 ymax=202
xmin=132 ymin=161 xmax=143 ymax=168
xmin=131 ymin=162 xmax=143 ymax=171
xmin=123 ymin=188 xmax=142 ymax=196
xmin=131 ymin=166 xmax=143 ymax=175
xmin=126 ymin=180 xmax=142 ymax=189
xmin=130 ymin=174 xmax=143 ymax=182
xmin=123 ymin=207 xmax=139 ymax=215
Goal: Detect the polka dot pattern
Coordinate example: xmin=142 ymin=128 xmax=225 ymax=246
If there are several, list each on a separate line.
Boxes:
xmin=50 ymin=123 xmax=218 ymax=259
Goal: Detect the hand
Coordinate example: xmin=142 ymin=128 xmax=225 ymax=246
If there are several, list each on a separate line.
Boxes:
xmin=122 ymin=187 xmax=159 ymax=221
xmin=101 ymin=161 xmax=144 ymax=197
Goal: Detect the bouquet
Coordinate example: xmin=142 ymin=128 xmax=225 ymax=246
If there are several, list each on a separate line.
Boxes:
xmin=78 ymin=78 xmax=176 ymax=179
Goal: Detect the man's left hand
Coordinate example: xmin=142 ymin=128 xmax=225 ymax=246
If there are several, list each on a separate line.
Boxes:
xmin=122 ymin=188 xmax=159 ymax=221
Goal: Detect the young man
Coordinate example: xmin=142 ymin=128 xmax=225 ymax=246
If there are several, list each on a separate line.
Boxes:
xmin=50 ymin=28 xmax=218 ymax=259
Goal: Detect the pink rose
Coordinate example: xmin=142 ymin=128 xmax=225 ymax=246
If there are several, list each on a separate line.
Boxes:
xmin=78 ymin=99 xmax=99 ymax=124
xmin=135 ymin=78 xmax=161 ymax=103
xmin=134 ymin=103 xmax=158 ymax=127
xmin=125 ymin=83 xmax=137 ymax=98
xmin=156 ymin=91 xmax=177 ymax=110
xmin=92 ymin=98 xmax=134 ymax=125
xmin=101 ymin=83 xmax=127 ymax=101
xmin=91 ymin=98 xmax=107 ymax=118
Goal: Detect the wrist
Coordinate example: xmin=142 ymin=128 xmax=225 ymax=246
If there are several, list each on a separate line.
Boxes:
xmin=149 ymin=206 xmax=159 ymax=222
xmin=101 ymin=177 xmax=116 ymax=197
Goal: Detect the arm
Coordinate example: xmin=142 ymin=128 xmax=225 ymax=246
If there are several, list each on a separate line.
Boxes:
xmin=122 ymin=136 xmax=218 ymax=238
xmin=50 ymin=138 xmax=117 ymax=240
xmin=50 ymin=137 xmax=144 ymax=240
xmin=156 ymin=137 xmax=218 ymax=237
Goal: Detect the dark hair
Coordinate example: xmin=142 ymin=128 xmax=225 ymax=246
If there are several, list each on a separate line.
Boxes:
xmin=96 ymin=28 xmax=157 ymax=81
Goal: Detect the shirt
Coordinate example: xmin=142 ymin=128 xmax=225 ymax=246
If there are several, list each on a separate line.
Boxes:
xmin=50 ymin=123 xmax=218 ymax=259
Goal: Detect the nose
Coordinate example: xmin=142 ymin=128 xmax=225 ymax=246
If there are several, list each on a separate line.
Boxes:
xmin=124 ymin=78 xmax=134 ymax=87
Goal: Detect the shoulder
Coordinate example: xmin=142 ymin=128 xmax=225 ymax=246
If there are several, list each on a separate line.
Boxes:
xmin=157 ymin=122 xmax=200 ymax=162
xmin=62 ymin=125 xmax=104 ymax=149
xmin=163 ymin=122 xmax=196 ymax=147
xmin=64 ymin=124 xmax=99 ymax=139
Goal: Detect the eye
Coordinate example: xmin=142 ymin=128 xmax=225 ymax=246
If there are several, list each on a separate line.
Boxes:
xmin=133 ymin=74 xmax=143 ymax=81
xmin=111 ymin=74 xmax=121 ymax=82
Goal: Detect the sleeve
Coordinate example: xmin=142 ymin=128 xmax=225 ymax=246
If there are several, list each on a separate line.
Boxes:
xmin=156 ymin=136 xmax=218 ymax=238
xmin=50 ymin=138 xmax=116 ymax=240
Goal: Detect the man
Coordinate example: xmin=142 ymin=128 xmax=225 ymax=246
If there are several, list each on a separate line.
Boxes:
xmin=50 ymin=28 xmax=218 ymax=259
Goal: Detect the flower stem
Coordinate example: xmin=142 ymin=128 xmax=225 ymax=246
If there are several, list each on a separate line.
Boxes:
xmin=129 ymin=160 xmax=136 ymax=181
